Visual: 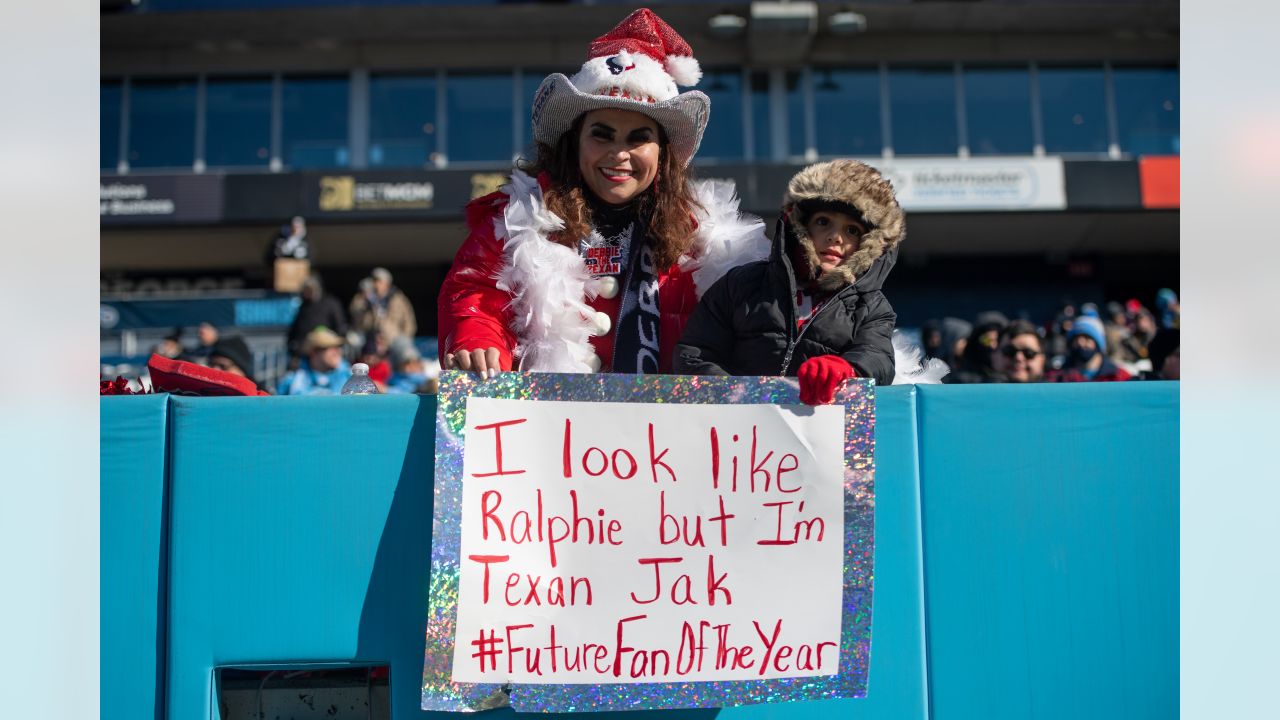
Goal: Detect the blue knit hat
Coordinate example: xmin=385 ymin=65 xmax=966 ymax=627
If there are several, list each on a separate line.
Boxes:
xmin=1070 ymin=315 xmax=1107 ymax=352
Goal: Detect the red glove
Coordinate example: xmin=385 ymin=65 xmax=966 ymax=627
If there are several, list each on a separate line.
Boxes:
xmin=797 ymin=355 xmax=857 ymax=405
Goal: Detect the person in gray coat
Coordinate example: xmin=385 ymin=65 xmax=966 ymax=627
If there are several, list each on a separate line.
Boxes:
xmin=674 ymin=159 xmax=903 ymax=403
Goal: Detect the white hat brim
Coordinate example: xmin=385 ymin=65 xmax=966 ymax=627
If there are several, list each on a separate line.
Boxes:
xmin=530 ymin=73 xmax=710 ymax=166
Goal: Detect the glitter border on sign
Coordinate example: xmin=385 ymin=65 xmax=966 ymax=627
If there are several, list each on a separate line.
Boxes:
xmin=421 ymin=372 xmax=874 ymax=712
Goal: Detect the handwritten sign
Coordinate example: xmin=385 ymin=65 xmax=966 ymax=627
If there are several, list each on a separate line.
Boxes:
xmin=423 ymin=373 xmax=875 ymax=712
xmin=453 ymin=397 xmax=844 ymax=684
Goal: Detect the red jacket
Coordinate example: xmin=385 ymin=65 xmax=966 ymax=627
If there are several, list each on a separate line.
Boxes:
xmin=1045 ymin=357 xmax=1133 ymax=383
xmin=438 ymin=171 xmax=766 ymax=373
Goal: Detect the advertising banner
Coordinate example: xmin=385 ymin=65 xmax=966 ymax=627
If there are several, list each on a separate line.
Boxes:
xmin=100 ymin=174 xmax=225 ymax=225
xmin=874 ymin=157 xmax=1066 ymax=211
xmin=302 ymin=170 xmax=498 ymax=219
xmin=100 ymin=295 xmax=299 ymax=331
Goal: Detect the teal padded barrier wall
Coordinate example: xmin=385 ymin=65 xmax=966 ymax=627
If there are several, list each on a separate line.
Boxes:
xmin=102 ymin=394 xmax=170 ymax=720
xmin=917 ymin=383 xmax=1178 ymax=720
xmin=165 ymin=394 xmax=436 ymax=720
xmin=101 ymin=384 xmax=1177 ymax=719
xmin=721 ymin=385 xmax=930 ymax=720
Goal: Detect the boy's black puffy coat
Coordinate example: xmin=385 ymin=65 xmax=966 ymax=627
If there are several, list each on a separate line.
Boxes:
xmin=673 ymin=159 xmax=902 ymax=385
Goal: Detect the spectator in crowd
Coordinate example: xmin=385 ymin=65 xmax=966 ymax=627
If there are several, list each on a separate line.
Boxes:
xmin=266 ymin=215 xmax=312 ymax=262
xmin=207 ymin=336 xmax=265 ymax=392
xmin=198 ymin=322 xmax=219 ymax=349
xmin=152 ymin=327 xmax=185 ymax=359
xmin=277 ymin=327 xmax=352 ymax=395
xmin=1103 ymin=301 xmax=1132 ymax=364
xmin=991 ymin=320 xmax=1046 ymax=383
xmin=387 ymin=340 xmax=432 ymax=394
xmin=938 ymin=317 xmax=972 ymax=370
xmin=287 ymin=274 xmax=349 ymax=360
xmin=183 ymin=321 xmax=220 ymax=363
xmin=1156 ymin=288 xmax=1180 ymax=329
xmin=921 ymin=320 xmax=943 ymax=362
xmin=1145 ymin=328 xmax=1180 ymax=380
xmin=350 ymin=267 xmax=417 ymax=345
xmin=975 ymin=310 xmax=1008 ymax=345
xmin=1046 ymin=316 xmax=1132 ymax=382
xmin=358 ymin=333 xmax=393 ymax=392
xmin=1119 ymin=306 xmax=1158 ymax=367
xmin=349 ymin=277 xmax=374 ymax=345
xmin=946 ymin=311 xmax=1008 ymax=383
xmin=1044 ymin=302 xmax=1077 ymax=367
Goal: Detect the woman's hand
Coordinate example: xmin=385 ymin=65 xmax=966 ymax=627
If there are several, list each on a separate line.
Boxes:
xmin=443 ymin=347 xmax=504 ymax=378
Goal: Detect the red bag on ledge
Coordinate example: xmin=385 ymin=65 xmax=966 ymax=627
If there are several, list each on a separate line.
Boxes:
xmin=146 ymin=354 xmax=268 ymax=397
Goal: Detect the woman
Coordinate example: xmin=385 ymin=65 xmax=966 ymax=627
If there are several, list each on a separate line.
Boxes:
xmin=437 ymin=8 xmax=768 ymax=375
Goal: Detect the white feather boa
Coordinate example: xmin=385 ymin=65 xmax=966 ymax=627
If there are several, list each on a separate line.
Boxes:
xmin=495 ymin=171 xmax=598 ymax=373
xmin=892 ymin=330 xmax=950 ymax=385
xmin=681 ymin=178 xmax=770 ymax=297
xmin=496 ymin=170 xmax=768 ymax=372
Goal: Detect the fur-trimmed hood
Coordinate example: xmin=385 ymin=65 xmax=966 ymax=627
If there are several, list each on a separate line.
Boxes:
xmin=780 ymin=159 xmax=905 ymax=293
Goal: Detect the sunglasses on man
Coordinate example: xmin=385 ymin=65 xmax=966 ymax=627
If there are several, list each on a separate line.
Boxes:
xmin=999 ymin=345 xmax=1042 ymax=360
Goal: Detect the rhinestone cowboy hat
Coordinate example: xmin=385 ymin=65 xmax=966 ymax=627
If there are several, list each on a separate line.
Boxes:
xmin=530 ymin=7 xmax=709 ymax=166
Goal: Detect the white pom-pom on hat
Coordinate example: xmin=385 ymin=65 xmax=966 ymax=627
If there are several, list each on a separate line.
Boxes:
xmin=665 ymin=55 xmax=702 ymax=87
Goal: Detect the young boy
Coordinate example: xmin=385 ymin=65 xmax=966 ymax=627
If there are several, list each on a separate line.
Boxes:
xmin=674 ymin=159 xmax=903 ymax=404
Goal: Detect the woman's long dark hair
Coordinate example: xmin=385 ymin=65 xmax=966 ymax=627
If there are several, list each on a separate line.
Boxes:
xmin=519 ymin=113 xmax=701 ymax=269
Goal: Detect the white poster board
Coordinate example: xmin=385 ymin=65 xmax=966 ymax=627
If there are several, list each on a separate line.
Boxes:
xmin=450 ymin=397 xmax=846 ymax=684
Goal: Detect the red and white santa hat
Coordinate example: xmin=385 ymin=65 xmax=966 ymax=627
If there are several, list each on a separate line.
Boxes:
xmin=531 ymin=8 xmax=709 ymax=166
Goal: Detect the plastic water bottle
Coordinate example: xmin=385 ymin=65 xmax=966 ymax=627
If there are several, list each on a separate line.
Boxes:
xmin=340 ymin=362 xmax=380 ymax=395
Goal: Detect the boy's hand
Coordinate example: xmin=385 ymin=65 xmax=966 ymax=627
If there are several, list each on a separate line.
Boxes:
xmin=798 ymin=355 xmax=857 ymax=405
